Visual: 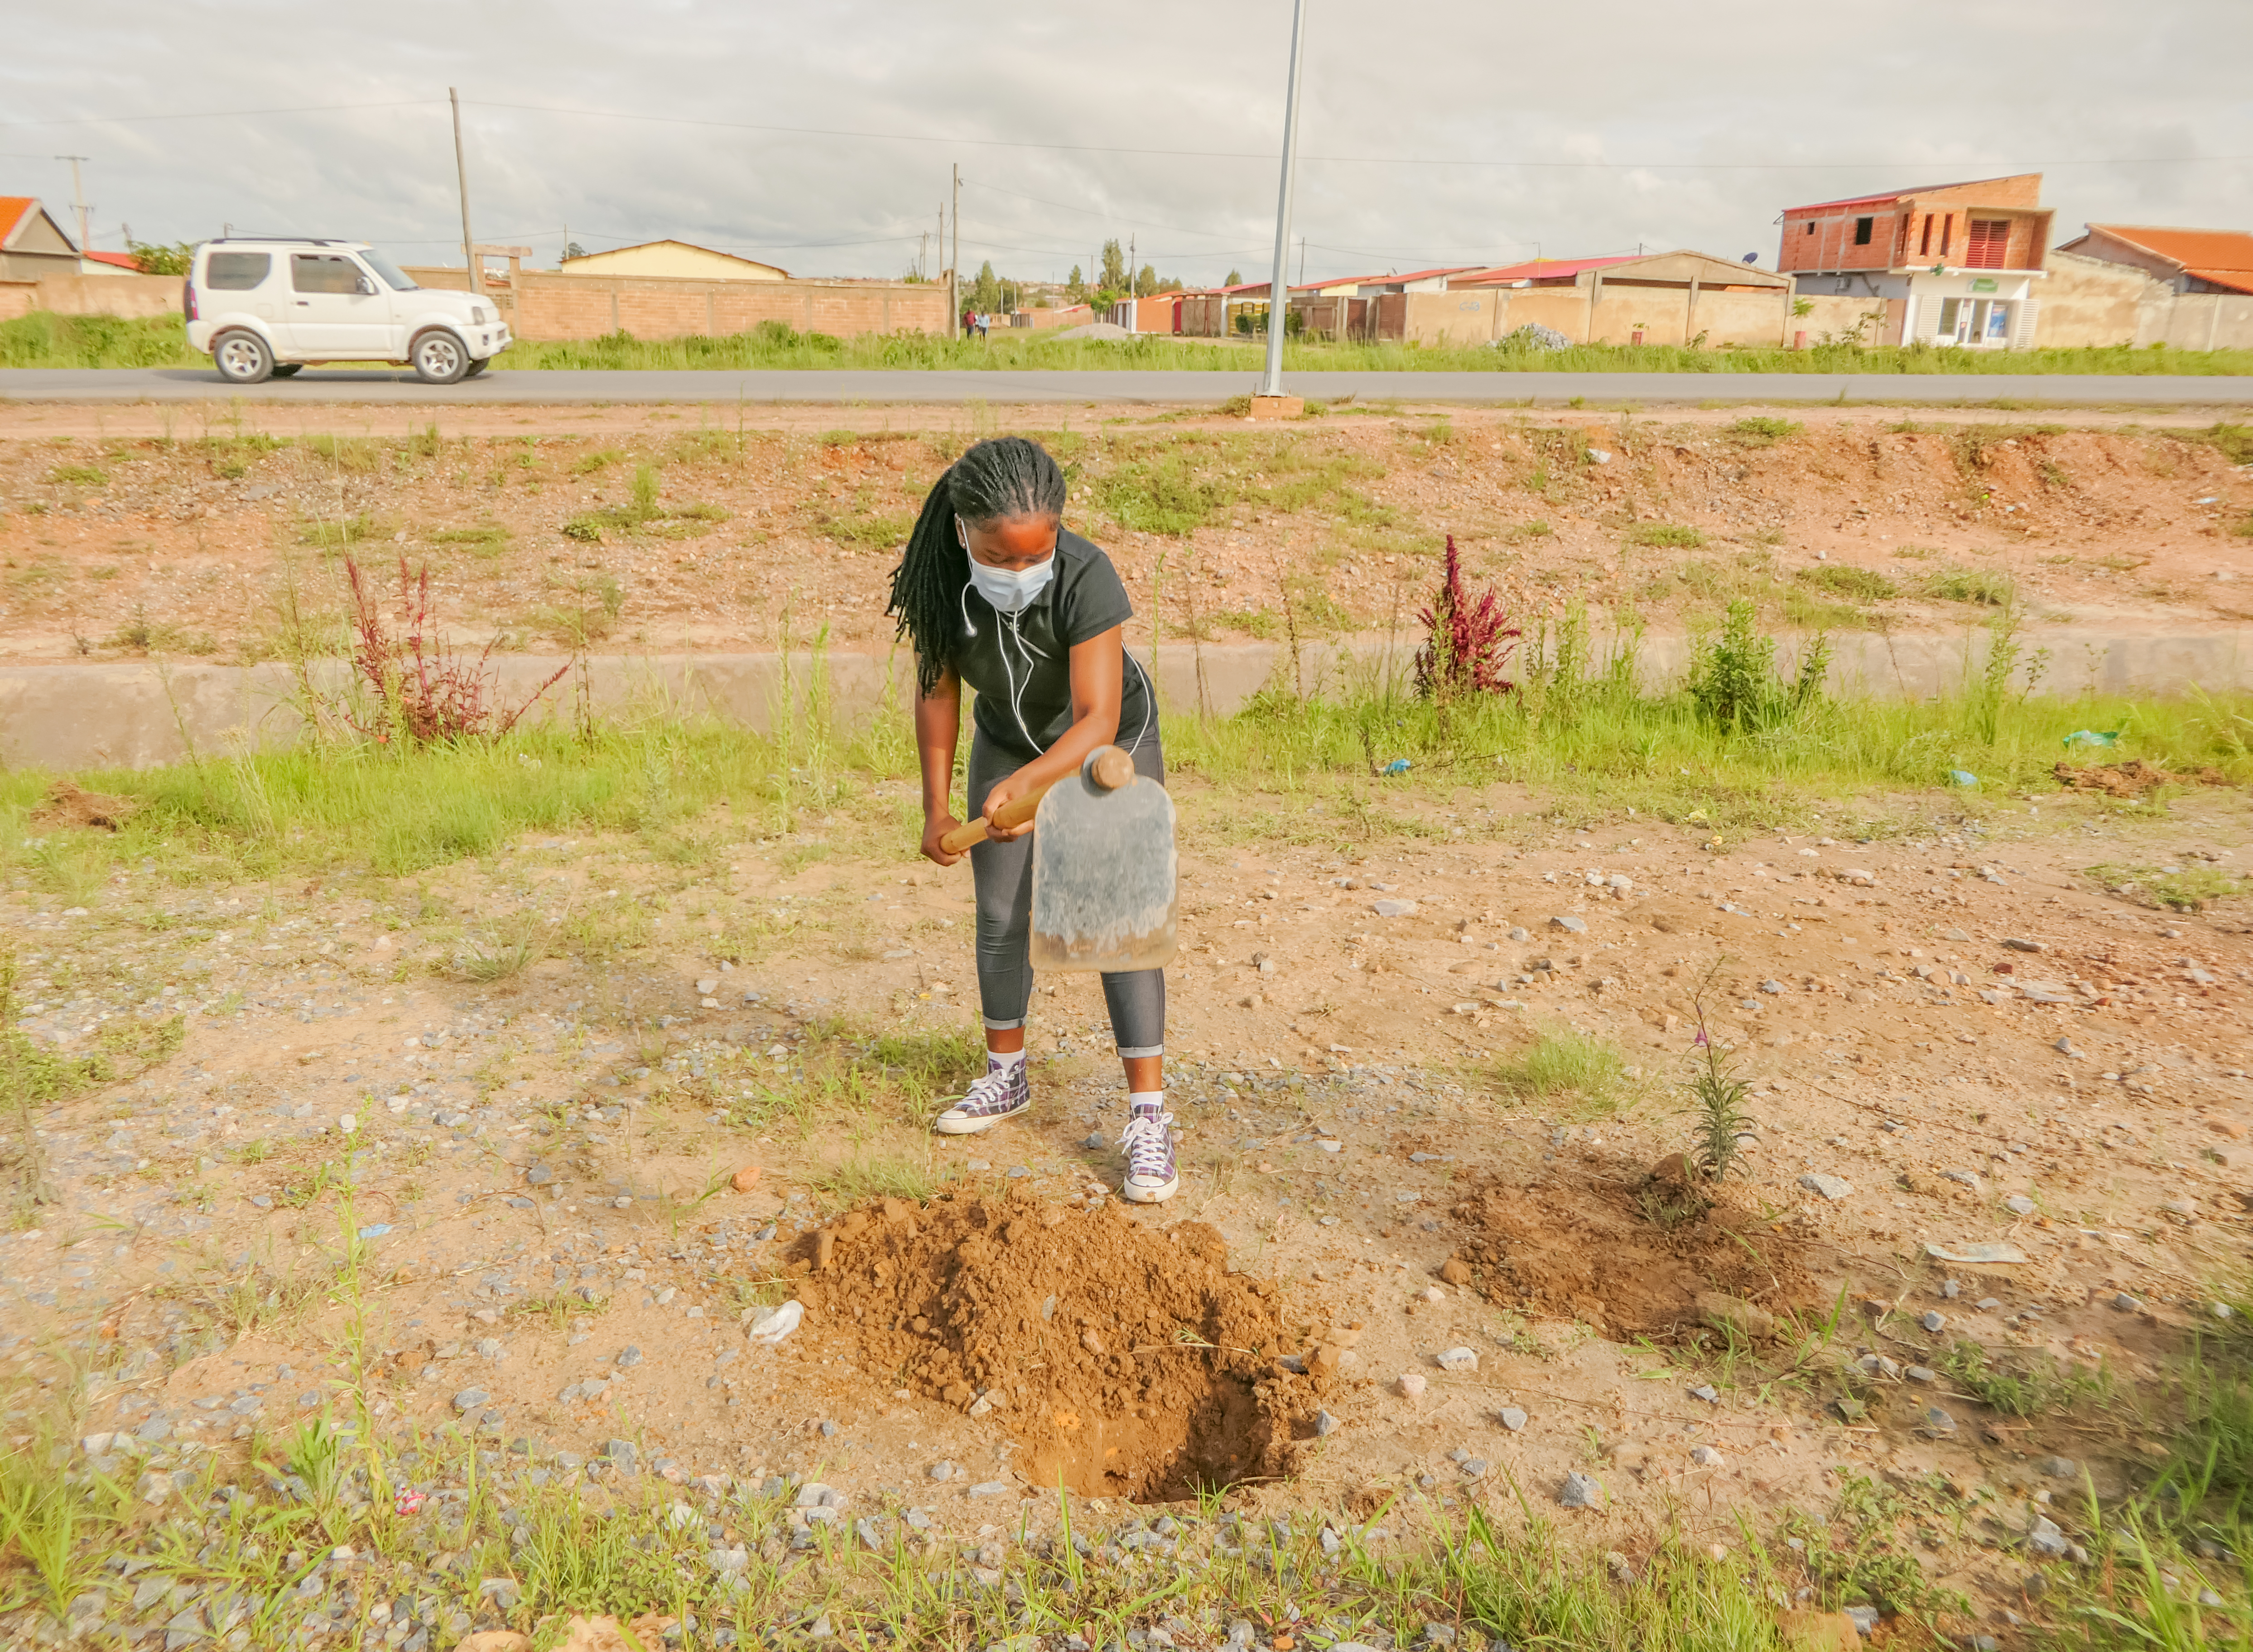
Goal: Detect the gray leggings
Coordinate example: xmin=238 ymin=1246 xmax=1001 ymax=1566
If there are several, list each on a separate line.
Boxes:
xmin=967 ymin=730 xmax=1166 ymax=1059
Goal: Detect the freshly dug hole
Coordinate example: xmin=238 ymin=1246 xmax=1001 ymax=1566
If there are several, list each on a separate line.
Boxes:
xmin=793 ymin=1189 xmax=1303 ymax=1500
xmin=1449 ymin=1174 xmax=1825 ymax=1340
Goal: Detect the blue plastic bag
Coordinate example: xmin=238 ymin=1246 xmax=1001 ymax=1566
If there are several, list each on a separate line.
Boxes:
xmin=2061 ymin=730 xmax=2119 ymax=749
xmin=1382 ymin=759 xmax=1412 ymax=775
xmin=1948 ymin=769 xmax=1979 ymax=788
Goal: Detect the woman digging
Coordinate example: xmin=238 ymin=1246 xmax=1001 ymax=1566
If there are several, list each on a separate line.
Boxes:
xmin=885 ymin=435 xmax=1176 ymax=1203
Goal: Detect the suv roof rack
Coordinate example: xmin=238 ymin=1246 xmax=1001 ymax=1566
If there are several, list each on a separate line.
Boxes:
xmin=206 ymin=237 xmax=361 ymax=247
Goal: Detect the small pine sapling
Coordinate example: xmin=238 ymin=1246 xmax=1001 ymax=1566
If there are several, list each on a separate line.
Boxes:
xmin=1685 ymin=959 xmax=1755 ymax=1183
xmin=1414 ymin=535 xmax=1520 ymax=703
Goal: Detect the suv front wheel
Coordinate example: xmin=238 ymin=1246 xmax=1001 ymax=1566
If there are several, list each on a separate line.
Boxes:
xmin=212 ymin=330 xmax=274 ymax=385
xmin=409 ymin=329 xmax=470 ymax=385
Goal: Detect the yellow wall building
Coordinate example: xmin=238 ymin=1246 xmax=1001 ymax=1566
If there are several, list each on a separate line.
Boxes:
xmin=559 ymin=240 xmax=788 ymax=282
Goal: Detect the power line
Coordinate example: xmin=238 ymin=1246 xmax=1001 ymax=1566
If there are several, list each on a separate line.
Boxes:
xmin=964 ymin=179 xmax=1250 ymax=239
xmin=13 ymin=94 xmax=2235 ymax=173
xmin=0 ymin=100 xmax=442 ymax=129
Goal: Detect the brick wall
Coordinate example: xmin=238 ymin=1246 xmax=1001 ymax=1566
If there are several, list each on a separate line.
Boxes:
xmin=510 ymin=273 xmax=948 ymax=341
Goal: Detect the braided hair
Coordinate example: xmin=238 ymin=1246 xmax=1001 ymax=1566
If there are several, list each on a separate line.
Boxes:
xmin=886 ymin=435 xmax=1068 ymax=698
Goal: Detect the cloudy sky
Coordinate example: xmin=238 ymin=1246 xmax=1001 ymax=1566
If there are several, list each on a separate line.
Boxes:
xmin=5 ymin=0 xmax=2248 ymax=287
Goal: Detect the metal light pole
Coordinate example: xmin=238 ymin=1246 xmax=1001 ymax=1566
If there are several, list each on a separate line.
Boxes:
xmin=1256 ymin=0 xmax=1309 ymax=398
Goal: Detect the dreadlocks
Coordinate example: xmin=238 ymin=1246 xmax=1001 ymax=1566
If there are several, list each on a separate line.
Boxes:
xmin=886 ymin=436 xmax=1069 ymax=699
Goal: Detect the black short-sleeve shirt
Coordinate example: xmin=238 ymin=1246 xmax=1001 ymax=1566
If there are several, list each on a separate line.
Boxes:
xmin=945 ymin=528 xmax=1150 ymax=761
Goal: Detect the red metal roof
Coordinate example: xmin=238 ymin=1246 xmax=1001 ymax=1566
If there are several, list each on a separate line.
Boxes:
xmin=1451 ymin=254 xmax=1640 ymax=285
xmin=0 ymin=197 xmax=37 ymax=244
xmin=2089 ymin=224 xmax=2253 ymax=295
xmin=82 ymin=249 xmax=141 ymax=271
xmin=1289 ymin=264 xmax=1481 ymax=292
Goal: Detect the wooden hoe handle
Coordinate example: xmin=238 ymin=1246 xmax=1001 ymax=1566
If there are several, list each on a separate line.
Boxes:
xmin=939 ymin=783 xmax=1051 ymax=855
xmin=935 ymin=745 xmax=1134 ymax=857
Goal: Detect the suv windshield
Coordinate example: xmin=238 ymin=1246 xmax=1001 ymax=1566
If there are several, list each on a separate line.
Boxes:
xmin=360 ymin=250 xmax=419 ymax=292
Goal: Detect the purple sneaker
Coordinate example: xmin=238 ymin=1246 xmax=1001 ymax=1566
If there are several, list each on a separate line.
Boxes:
xmin=1120 ymin=1104 xmax=1179 ymax=1203
xmin=934 ymin=1057 xmax=1030 ymax=1135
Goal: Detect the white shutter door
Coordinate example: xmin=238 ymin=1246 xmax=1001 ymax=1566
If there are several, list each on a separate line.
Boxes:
xmin=2012 ymin=298 xmax=2040 ymax=351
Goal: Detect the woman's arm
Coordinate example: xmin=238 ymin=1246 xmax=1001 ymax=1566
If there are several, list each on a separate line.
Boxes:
xmin=915 ymin=666 xmax=968 ymax=866
xmin=977 ymin=624 xmax=1125 ymax=841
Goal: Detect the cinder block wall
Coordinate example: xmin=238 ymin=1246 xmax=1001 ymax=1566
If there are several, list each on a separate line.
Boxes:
xmin=507 ymin=274 xmax=950 ymax=341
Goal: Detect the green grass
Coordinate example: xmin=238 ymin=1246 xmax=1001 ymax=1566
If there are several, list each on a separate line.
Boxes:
xmin=1921 ymin=566 xmax=2016 ymax=606
xmin=481 ymin=325 xmax=2253 ymax=377
xmin=1795 ymin=564 xmax=1899 ymax=601
xmin=428 ymin=522 xmax=511 ymax=556
xmin=1625 ymin=523 xmax=1705 ymax=549
xmin=1489 ymin=1026 xmax=1636 ymax=1115
xmin=2086 ymin=863 xmax=2249 ymax=912
xmin=1723 ymin=416 xmax=1803 ymax=447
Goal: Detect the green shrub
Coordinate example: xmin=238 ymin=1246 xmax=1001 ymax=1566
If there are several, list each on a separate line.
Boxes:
xmin=1688 ymin=597 xmax=1830 ymax=733
xmin=1723 ymin=416 xmax=1801 ymax=447
xmin=1627 ymin=522 xmax=1705 ymax=548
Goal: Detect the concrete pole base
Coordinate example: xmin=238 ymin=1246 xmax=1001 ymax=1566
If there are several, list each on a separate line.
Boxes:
xmin=1247 ymin=394 xmax=1304 ymax=419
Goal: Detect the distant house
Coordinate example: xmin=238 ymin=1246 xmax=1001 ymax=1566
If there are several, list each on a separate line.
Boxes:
xmin=559 ymin=240 xmax=788 ymax=281
xmin=1777 ymin=173 xmax=2053 ymax=349
xmin=1290 ymin=265 xmax=1479 ymax=298
xmin=0 ymin=197 xmax=82 ymax=282
xmin=2056 ymin=224 xmax=2253 ymax=297
xmin=80 ymin=249 xmax=143 ymax=276
xmin=1445 ymin=255 xmax=1640 ymax=288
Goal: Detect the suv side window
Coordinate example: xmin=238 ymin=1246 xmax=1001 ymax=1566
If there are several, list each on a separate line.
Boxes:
xmin=205 ymin=252 xmax=271 ymax=290
xmin=292 ymin=254 xmax=367 ymax=294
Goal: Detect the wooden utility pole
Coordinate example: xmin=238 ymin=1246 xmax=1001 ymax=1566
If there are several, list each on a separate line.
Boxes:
xmin=949 ymin=164 xmax=960 ymax=338
xmin=449 ymin=87 xmax=483 ymax=296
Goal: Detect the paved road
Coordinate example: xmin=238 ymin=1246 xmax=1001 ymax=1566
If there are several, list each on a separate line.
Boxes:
xmin=5 ymin=366 xmax=2252 ymax=407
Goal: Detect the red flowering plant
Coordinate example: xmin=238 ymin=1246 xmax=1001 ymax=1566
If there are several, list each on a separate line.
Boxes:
xmin=1413 ymin=535 xmax=1520 ymax=706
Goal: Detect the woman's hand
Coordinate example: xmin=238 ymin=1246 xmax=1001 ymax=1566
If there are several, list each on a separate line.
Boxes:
xmin=980 ymin=767 xmax=1041 ymax=841
xmin=921 ymin=812 xmax=967 ymax=866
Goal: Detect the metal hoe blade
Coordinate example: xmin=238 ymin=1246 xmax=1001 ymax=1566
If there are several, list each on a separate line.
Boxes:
xmin=1028 ymin=749 xmax=1177 ymax=974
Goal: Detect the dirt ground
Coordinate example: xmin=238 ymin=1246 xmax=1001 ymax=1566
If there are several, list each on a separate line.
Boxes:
xmin=0 ymin=402 xmax=2246 ymax=666
xmin=5 ymin=757 xmax=2250 ymax=1624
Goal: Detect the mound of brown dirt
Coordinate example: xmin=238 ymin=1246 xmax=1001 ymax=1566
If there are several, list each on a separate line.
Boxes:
xmin=30 ymin=780 xmax=137 ymax=831
xmin=1448 ymin=1175 xmax=1823 ymax=1340
xmin=791 ymin=1190 xmax=1303 ymax=1500
xmin=2055 ymin=759 xmax=2229 ymax=797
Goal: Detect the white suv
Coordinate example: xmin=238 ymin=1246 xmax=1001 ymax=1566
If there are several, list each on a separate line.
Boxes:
xmin=183 ymin=239 xmax=512 ymax=384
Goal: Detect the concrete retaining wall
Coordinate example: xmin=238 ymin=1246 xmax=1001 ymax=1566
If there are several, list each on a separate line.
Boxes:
xmin=4 ymin=627 xmax=2248 ymax=772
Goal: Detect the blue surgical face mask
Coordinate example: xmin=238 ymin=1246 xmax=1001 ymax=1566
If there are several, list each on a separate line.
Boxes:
xmin=967 ymin=557 xmax=1054 ymax=614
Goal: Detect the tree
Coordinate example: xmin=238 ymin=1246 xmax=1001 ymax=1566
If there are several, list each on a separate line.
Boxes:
xmin=1066 ymin=264 xmax=1085 ymax=301
xmin=564 ymin=241 xmax=587 ymax=261
xmin=126 ymin=240 xmax=194 ymax=276
xmin=968 ymin=260 xmax=1004 ymax=313
xmin=1223 ymin=268 xmax=1243 ymax=288
xmin=1099 ymin=239 xmax=1128 ymax=291
xmin=1135 ymin=264 xmax=1159 ymax=297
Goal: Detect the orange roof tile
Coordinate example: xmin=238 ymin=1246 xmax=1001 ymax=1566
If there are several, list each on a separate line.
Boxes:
xmin=2089 ymin=224 xmax=2253 ymax=294
xmin=0 ymin=197 xmax=36 ymax=244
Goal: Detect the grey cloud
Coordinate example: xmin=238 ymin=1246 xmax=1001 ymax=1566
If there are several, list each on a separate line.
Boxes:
xmin=4 ymin=0 xmax=2247 ymax=286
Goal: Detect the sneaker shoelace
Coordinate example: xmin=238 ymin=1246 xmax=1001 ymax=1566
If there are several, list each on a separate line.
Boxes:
xmin=1121 ymin=1109 xmax=1175 ymax=1179
xmin=955 ymin=1063 xmax=1022 ymax=1115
